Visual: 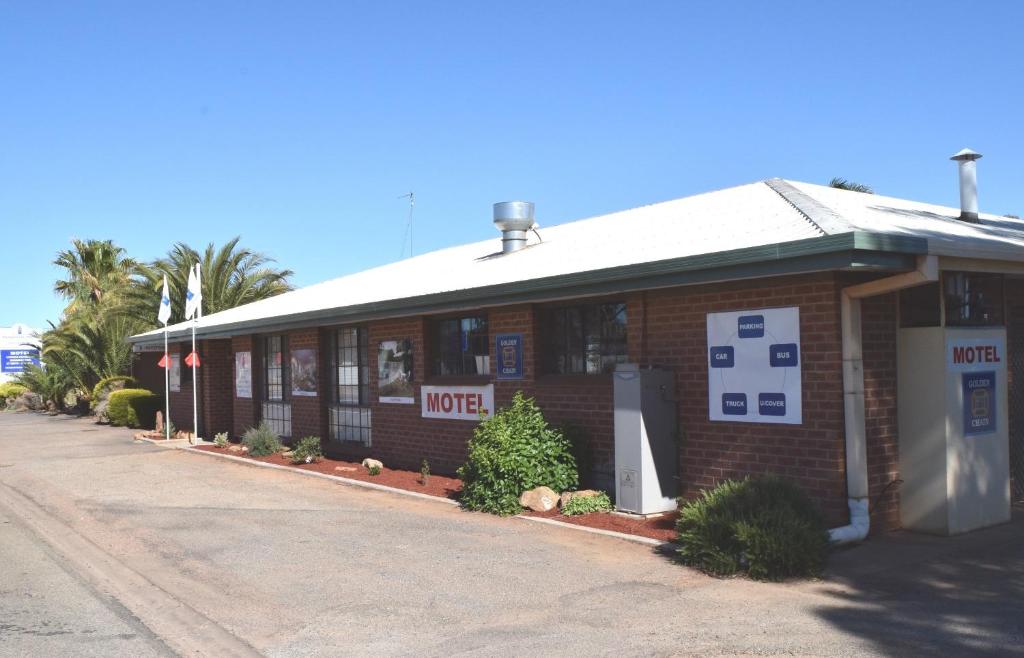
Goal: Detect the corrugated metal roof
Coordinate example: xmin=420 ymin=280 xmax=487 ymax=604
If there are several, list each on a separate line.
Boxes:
xmin=131 ymin=178 xmax=1024 ymax=343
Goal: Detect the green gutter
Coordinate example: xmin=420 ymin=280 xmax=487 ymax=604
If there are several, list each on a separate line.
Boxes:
xmin=129 ymin=230 xmax=928 ymax=346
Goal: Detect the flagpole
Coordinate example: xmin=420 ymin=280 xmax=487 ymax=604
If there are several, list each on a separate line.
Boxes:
xmin=164 ymin=325 xmax=170 ymax=441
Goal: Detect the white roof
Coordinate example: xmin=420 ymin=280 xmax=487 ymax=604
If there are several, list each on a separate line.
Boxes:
xmin=132 ymin=179 xmax=1024 ymax=343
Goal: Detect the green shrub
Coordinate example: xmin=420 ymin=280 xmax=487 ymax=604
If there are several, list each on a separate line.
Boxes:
xmin=107 ymin=389 xmax=160 ymax=428
xmin=368 ymin=465 xmax=381 ymax=476
xmin=90 ymin=376 xmax=137 ymax=409
xmin=676 ymin=476 xmax=829 ymax=581
xmin=291 ymin=436 xmax=323 ymax=464
xmin=562 ymin=491 xmax=613 ymax=516
xmin=420 ymin=459 xmax=430 ymax=485
xmin=0 ymin=383 xmax=28 ymax=400
xmin=213 ymin=432 xmax=230 ymax=448
xmin=242 ymin=422 xmax=282 ymax=457
xmin=457 ymin=391 xmax=578 ymax=516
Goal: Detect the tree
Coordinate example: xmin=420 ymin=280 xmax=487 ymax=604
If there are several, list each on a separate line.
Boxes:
xmin=137 ymin=237 xmax=293 ymax=325
xmin=828 ymin=178 xmax=873 ymax=194
xmin=53 ymin=239 xmax=140 ymax=317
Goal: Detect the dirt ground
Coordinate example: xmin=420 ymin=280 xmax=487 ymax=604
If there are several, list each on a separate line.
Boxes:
xmin=1 ymin=412 xmax=1021 ymax=657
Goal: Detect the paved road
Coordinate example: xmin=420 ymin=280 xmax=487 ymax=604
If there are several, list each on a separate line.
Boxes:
xmin=0 ymin=412 xmax=1021 ymax=657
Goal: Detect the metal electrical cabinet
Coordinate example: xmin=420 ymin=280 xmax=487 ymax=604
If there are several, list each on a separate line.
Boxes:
xmin=613 ymin=364 xmax=678 ymax=514
xmin=898 ymin=326 xmax=1010 ymax=535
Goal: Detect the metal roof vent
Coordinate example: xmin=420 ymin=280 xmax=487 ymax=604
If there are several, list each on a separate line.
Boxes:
xmin=950 ymin=148 xmax=982 ymax=223
xmin=493 ymin=201 xmax=535 ymax=254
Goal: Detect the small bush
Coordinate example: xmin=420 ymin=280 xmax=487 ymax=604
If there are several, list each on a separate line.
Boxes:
xmin=368 ymin=465 xmax=381 ymax=476
xmin=91 ymin=376 xmax=137 ymax=409
xmin=242 ymin=422 xmax=282 ymax=456
xmin=213 ymin=432 xmax=230 ymax=448
xmin=291 ymin=436 xmax=323 ymax=464
xmin=0 ymin=383 xmax=28 ymax=400
xmin=107 ymin=389 xmax=160 ymax=428
xmin=562 ymin=492 xmax=613 ymax=516
xmin=676 ymin=476 xmax=829 ymax=581
xmin=420 ymin=459 xmax=430 ymax=485
xmin=457 ymin=391 xmax=578 ymax=516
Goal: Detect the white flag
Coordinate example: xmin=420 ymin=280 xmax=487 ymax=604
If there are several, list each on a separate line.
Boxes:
xmin=158 ymin=275 xmax=171 ymax=326
xmin=185 ymin=263 xmax=202 ymax=320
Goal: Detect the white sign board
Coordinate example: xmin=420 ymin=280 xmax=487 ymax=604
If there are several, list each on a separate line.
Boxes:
xmin=169 ymin=354 xmax=181 ymax=393
xmin=947 ymin=335 xmax=1006 ymax=372
xmin=421 ymin=384 xmax=494 ymax=421
xmin=235 ymin=351 xmax=252 ymax=398
xmin=707 ymin=307 xmax=802 ymax=424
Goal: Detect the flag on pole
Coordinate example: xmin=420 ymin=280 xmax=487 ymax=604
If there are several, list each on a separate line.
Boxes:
xmin=158 ymin=275 xmax=172 ymax=325
xmin=185 ymin=263 xmax=202 ymax=320
xmin=158 ymin=353 xmax=170 ymax=368
xmin=184 ymin=351 xmax=200 ymax=368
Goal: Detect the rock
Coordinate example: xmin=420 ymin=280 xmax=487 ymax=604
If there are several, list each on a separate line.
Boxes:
xmin=520 ymin=486 xmax=559 ymax=512
xmin=334 ymin=465 xmax=358 ymax=472
xmin=559 ymin=489 xmax=602 ymax=508
xmin=94 ymin=398 xmax=111 ymax=423
xmin=10 ymin=392 xmax=43 ymax=411
xmin=240 ymin=446 xmax=249 ymax=453
xmin=228 ymin=444 xmax=243 ymax=453
xmin=282 ymin=451 xmax=294 ymax=458
xmin=361 ymin=458 xmax=383 ymax=471
xmin=154 ymin=411 xmax=165 ymax=434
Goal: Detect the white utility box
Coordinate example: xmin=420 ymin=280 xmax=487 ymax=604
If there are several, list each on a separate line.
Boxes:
xmin=613 ymin=364 xmax=678 ymax=514
xmin=898 ymin=327 xmax=1010 ymax=535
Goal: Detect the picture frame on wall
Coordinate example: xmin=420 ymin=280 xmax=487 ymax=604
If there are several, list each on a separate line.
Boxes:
xmin=378 ymin=339 xmax=414 ymax=403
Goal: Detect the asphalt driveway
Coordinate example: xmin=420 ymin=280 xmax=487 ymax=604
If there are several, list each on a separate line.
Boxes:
xmin=0 ymin=412 xmax=1021 ymax=656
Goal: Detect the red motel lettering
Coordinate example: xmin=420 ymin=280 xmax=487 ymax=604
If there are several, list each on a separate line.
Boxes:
xmin=952 ymin=344 xmax=1002 ymax=365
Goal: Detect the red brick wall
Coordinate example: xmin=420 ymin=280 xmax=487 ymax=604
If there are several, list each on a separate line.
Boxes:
xmin=642 ymin=273 xmax=849 ymax=526
xmin=288 ymin=328 xmax=323 ymax=442
xmin=168 ymin=342 xmax=193 ymax=432
xmin=1007 ymin=277 xmax=1024 ymax=500
xmin=232 ymin=335 xmax=258 ymax=437
xmin=199 ymin=339 xmax=234 ymax=438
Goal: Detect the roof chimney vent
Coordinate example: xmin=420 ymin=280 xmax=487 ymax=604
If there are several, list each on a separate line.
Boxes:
xmin=950 ymin=148 xmax=982 ymax=222
xmin=493 ymin=201 xmax=535 ymax=254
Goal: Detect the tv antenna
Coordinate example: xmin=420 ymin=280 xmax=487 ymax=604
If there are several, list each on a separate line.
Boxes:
xmin=398 ymin=192 xmax=415 ymax=258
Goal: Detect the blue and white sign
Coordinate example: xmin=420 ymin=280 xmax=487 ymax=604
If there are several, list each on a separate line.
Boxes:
xmin=962 ymin=371 xmax=996 ymax=436
xmin=707 ymin=307 xmax=802 ymax=424
xmin=495 ymin=333 xmax=523 ymax=380
xmin=1 ymin=349 xmax=40 ymax=373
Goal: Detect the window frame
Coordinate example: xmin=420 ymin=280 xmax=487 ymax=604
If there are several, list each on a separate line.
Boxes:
xmin=943 ymin=272 xmax=1005 ymax=327
xmin=333 ymin=326 xmax=369 ymax=406
xmin=430 ymin=314 xmax=491 ymax=377
xmin=263 ymin=334 xmax=288 ymax=402
xmin=541 ymin=301 xmax=628 ymax=375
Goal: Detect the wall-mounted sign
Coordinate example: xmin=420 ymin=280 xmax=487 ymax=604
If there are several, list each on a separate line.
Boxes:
xmin=235 ymin=351 xmax=252 ymax=398
xmin=948 ymin=336 xmax=1005 ymax=372
xmin=290 ymin=348 xmax=318 ymax=397
xmin=379 ymin=339 xmax=414 ymax=403
xmin=495 ymin=333 xmax=523 ymax=380
xmin=707 ymin=307 xmax=802 ymax=425
xmin=169 ymin=353 xmax=181 ymax=393
xmin=0 ymin=349 xmax=40 ymax=373
xmin=962 ymin=371 xmax=996 ymax=436
xmin=421 ymin=384 xmax=494 ymax=421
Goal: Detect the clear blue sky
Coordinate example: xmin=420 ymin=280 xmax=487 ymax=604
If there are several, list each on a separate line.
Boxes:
xmin=2 ymin=1 xmax=1022 ymax=329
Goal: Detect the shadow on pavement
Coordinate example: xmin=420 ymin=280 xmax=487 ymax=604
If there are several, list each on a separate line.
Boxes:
xmin=812 ymin=504 xmax=1024 ymax=656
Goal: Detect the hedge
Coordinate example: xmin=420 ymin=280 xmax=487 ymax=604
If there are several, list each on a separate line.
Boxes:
xmin=0 ymin=383 xmax=28 ymax=400
xmin=107 ymin=389 xmax=160 ymax=428
xmin=91 ymin=375 xmax=137 ymax=409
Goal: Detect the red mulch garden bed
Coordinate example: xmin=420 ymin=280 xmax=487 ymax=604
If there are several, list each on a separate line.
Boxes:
xmin=193 ymin=445 xmax=677 ymax=543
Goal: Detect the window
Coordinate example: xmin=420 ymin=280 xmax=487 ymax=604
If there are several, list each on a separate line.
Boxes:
xmin=330 ymin=327 xmax=371 ymax=445
xmin=542 ymin=302 xmax=627 ymax=374
xmin=944 ymin=272 xmax=1004 ymax=327
xmin=432 ymin=316 xmax=490 ymax=375
xmin=264 ymin=335 xmax=287 ymax=401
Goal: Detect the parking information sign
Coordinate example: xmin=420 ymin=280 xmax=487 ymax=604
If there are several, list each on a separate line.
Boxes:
xmin=707 ymin=307 xmax=802 ymax=424
xmin=1 ymin=349 xmax=41 ymax=373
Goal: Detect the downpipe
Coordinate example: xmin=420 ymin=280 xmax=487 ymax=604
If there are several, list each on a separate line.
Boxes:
xmin=830 ymin=255 xmax=938 ymax=544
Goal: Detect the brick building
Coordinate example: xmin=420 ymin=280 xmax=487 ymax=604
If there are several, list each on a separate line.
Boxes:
xmin=130 ymin=172 xmax=1024 ymax=540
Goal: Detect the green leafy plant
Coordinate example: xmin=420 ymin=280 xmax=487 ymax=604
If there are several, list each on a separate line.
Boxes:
xmin=106 ymin=388 xmax=160 ymax=428
xmin=242 ymin=422 xmax=282 ymax=457
xmin=291 ymin=436 xmax=323 ymax=464
xmin=420 ymin=459 xmax=431 ymax=485
xmin=90 ymin=375 xmax=137 ymax=409
xmin=562 ymin=492 xmax=613 ymax=516
xmin=213 ymin=431 xmax=230 ymax=448
xmin=368 ymin=465 xmax=382 ymax=476
xmin=676 ymin=476 xmax=829 ymax=581
xmin=0 ymin=383 xmax=28 ymax=400
xmin=457 ymin=391 xmax=578 ymax=516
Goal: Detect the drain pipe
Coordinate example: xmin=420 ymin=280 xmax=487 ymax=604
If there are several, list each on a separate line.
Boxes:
xmin=830 ymin=254 xmax=939 ymax=544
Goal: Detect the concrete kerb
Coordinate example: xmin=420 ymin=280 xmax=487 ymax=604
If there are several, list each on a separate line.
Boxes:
xmin=175 ymin=444 xmax=673 ymax=550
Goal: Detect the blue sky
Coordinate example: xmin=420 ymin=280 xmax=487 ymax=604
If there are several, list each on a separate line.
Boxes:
xmin=2 ymin=1 xmax=1022 ymax=329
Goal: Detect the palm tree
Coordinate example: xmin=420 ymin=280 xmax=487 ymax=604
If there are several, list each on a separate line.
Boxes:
xmin=137 ymin=237 xmax=293 ymax=325
xmin=53 ymin=239 xmax=140 ymax=316
xmin=828 ymin=178 xmax=873 ymax=194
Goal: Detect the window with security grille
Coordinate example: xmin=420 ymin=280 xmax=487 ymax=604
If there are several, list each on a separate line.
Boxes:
xmin=432 ymin=316 xmax=489 ymax=376
xmin=330 ymin=327 xmax=371 ymax=445
xmin=944 ymin=272 xmax=1005 ymax=327
xmin=542 ymin=302 xmax=627 ymax=374
xmin=264 ymin=335 xmax=287 ymax=401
